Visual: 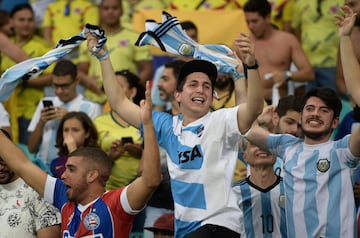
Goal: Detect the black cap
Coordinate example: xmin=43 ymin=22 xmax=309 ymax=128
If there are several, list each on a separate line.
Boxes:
xmin=177 ymin=59 xmax=218 ymax=89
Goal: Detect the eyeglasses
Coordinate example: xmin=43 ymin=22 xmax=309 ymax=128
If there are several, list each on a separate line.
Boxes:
xmin=52 ymin=81 xmax=74 ymax=90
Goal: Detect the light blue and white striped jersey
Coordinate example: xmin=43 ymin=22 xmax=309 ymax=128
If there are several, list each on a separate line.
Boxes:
xmin=233 ymin=176 xmax=286 ymax=238
xmin=149 ymin=107 xmax=242 ymax=238
xmin=267 ymin=134 xmax=360 ymax=237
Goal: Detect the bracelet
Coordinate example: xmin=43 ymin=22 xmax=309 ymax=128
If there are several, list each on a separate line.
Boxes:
xmin=96 ymin=50 xmax=109 ymax=61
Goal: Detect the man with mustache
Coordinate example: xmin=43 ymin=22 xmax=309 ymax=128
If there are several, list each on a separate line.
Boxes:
xmin=157 ymin=60 xmax=186 ymax=115
xmin=245 ymin=86 xmax=360 ymax=237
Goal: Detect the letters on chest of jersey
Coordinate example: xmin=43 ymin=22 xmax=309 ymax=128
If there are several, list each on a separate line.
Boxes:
xmin=177 ymin=144 xmax=203 ymax=167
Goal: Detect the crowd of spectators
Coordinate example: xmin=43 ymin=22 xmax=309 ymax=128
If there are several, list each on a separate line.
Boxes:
xmin=1 ymin=0 xmax=360 ymax=238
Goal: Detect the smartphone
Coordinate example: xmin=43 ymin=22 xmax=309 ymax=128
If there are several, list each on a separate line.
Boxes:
xmin=121 ymin=137 xmax=134 ymax=144
xmin=42 ymin=100 xmax=53 ymax=108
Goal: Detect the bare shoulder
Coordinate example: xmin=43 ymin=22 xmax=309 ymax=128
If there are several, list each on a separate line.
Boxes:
xmin=274 ymin=30 xmax=297 ymax=42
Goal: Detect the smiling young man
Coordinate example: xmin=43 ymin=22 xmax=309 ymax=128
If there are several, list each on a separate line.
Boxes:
xmin=0 ymin=81 xmax=161 ymax=237
xmin=86 ymin=28 xmax=264 ymax=237
xmin=245 ymin=87 xmax=360 ymax=237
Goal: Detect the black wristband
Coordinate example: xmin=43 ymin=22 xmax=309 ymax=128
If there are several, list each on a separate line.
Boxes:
xmin=245 ymin=60 xmax=259 ymax=70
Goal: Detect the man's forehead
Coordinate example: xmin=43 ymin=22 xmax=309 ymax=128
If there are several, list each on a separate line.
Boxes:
xmin=283 ymin=110 xmax=300 ymax=117
xmin=185 ymin=72 xmax=212 ymax=82
xmin=67 ymin=155 xmax=84 ymax=164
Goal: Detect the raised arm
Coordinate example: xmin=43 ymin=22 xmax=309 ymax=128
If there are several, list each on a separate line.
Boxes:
xmin=337 ymin=6 xmax=360 ymax=103
xmin=126 ymin=81 xmax=161 ymax=210
xmin=349 ymin=125 xmax=360 ymax=157
xmin=85 ymin=33 xmax=141 ymax=128
xmin=0 ymin=32 xmax=28 ymax=62
xmin=234 ymin=33 xmax=264 ymax=134
xmin=245 ymin=122 xmax=271 ymax=152
xmin=337 ymin=6 xmax=360 ymax=157
xmin=0 ymin=130 xmax=47 ymax=196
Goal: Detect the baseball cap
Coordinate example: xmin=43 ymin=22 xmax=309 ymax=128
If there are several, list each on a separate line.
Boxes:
xmin=177 ymin=59 xmax=218 ymax=89
xmin=144 ymin=213 xmax=174 ymax=233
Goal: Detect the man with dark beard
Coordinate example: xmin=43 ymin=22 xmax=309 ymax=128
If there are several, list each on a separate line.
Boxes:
xmin=245 ymin=87 xmax=360 ymax=237
xmin=210 ymin=74 xmax=236 ymax=111
xmin=0 ymin=129 xmax=61 ymax=238
xmin=336 ymin=0 xmax=360 ymax=100
xmin=157 ymin=59 xmax=186 ymax=115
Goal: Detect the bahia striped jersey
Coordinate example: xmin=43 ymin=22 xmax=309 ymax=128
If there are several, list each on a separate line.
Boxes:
xmin=149 ymin=107 xmax=243 ymax=238
xmin=267 ymin=134 xmax=360 ymax=238
xmin=44 ymin=176 xmax=136 ymax=238
xmin=233 ymin=176 xmax=287 ymax=238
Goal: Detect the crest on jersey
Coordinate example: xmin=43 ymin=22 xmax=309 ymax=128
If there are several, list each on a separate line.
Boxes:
xmin=278 ymin=195 xmax=286 ymax=208
xmin=84 ymin=212 xmax=100 ymax=230
xmin=197 ymin=125 xmax=204 ymax=137
xmin=317 ymin=158 xmax=330 ymax=172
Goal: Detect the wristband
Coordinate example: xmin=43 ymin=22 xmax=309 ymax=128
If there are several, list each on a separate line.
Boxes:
xmin=245 ymin=60 xmax=259 ymax=70
xmin=96 ymin=50 xmax=109 ymax=61
xmin=284 ymin=71 xmax=292 ymax=82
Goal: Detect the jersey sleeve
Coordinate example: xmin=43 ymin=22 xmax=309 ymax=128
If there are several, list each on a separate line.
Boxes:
xmin=44 ymin=175 xmax=69 ymax=210
xmin=267 ymin=133 xmax=301 ymax=160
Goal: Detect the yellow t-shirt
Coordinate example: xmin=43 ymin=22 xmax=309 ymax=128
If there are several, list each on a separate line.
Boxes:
xmin=78 ymin=27 xmax=152 ymax=104
xmin=168 ymin=0 xmax=241 ymax=10
xmin=210 ymin=91 xmax=236 ymax=111
xmin=42 ymin=0 xmax=99 ymax=45
xmin=121 ymin=0 xmax=168 ymax=29
xmin=1 ymin=35 xmax=52 ymax=142
xmin=292 ymin=0 xmax=342 ymax=67
xmin=93 ymin=112 xmax=143 ymax=190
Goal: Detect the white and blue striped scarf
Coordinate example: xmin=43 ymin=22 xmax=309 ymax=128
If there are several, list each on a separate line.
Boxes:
xmin=135 ymin=11 xmax=242 ymax=80
xmin=0 ymin=24 xmax=106 ymax=102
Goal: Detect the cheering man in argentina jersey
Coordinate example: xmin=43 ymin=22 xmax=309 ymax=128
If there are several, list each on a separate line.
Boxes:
xmin=244 ymin=7 xmax=360 ymax=236
xmin=89 ymin=28 xmax=264 ymax=237
xmin=246 ymin=85 xmax=360 ymax=237
xmin=233 ymin=139 xmax=286 ymax=238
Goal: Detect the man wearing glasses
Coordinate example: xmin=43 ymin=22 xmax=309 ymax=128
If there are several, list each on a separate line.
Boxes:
xmin=27 ymin=59 xmax=102 ymax=172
